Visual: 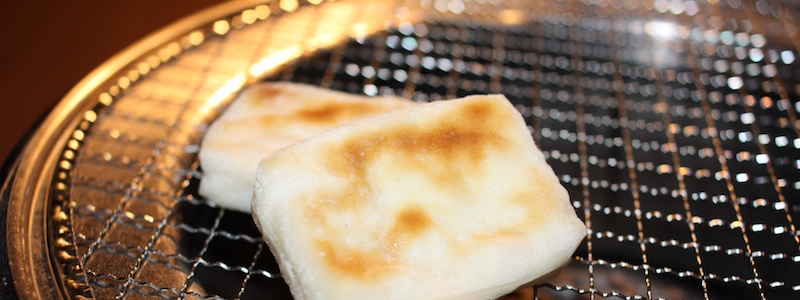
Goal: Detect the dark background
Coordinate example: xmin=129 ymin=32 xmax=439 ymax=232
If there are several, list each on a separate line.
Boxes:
xmin=0 ymin=1 xmax=227 ymax=164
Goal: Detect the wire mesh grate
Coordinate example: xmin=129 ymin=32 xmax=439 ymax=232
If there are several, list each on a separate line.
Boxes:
xmin=54 ymin=0 xmax=800 ymax=299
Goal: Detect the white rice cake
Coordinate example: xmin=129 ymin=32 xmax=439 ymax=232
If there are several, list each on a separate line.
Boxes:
xmin=199 ymin=82 xmax=415 ymax=212
xmin=252 ymin=94 xmax=586 ymax=300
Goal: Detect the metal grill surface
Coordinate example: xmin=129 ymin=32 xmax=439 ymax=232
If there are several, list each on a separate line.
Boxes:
xmin=53 ymin=0 xmax=800 ymax=299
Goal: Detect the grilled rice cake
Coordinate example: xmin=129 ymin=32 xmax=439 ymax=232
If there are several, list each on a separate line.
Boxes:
xmin=198 ymin=82 xmax=415 ymax=212
xmin=252 ymin=95 xmax=586 ymax=300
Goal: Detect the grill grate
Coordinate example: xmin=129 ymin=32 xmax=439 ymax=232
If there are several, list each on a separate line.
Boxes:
xmin=53 ymin=0 xmax=800 ymax=299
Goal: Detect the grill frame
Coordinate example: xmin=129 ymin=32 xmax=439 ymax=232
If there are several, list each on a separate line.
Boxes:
xmin=5 ymin=0 xmax=800 ymax=299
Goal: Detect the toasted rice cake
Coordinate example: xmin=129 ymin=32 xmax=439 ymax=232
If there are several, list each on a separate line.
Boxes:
xmin=198 ymin=82 xmax=415 ymax=212
xmin=253 ymin=94 xmax=586 ymax=300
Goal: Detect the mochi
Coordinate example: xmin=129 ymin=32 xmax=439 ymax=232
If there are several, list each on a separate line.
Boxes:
xmin=252 ymin=94 xmax=586 ymax=300
xmin=198 ymin=82 xmax=415 ymax=212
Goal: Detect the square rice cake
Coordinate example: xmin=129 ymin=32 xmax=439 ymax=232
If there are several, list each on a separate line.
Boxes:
xmin=199 ymin=82 xmax=415 ymax=212
xmin=252 ymin=94 xmax=586 ymax=300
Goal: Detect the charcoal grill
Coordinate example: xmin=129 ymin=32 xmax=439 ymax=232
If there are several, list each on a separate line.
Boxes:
xmin=3 ymin=0 xmax=800 ymax=299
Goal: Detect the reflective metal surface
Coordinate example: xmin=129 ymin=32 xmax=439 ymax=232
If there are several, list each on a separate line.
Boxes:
xmin=5 ymin=0 xmax=800 ymax=299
